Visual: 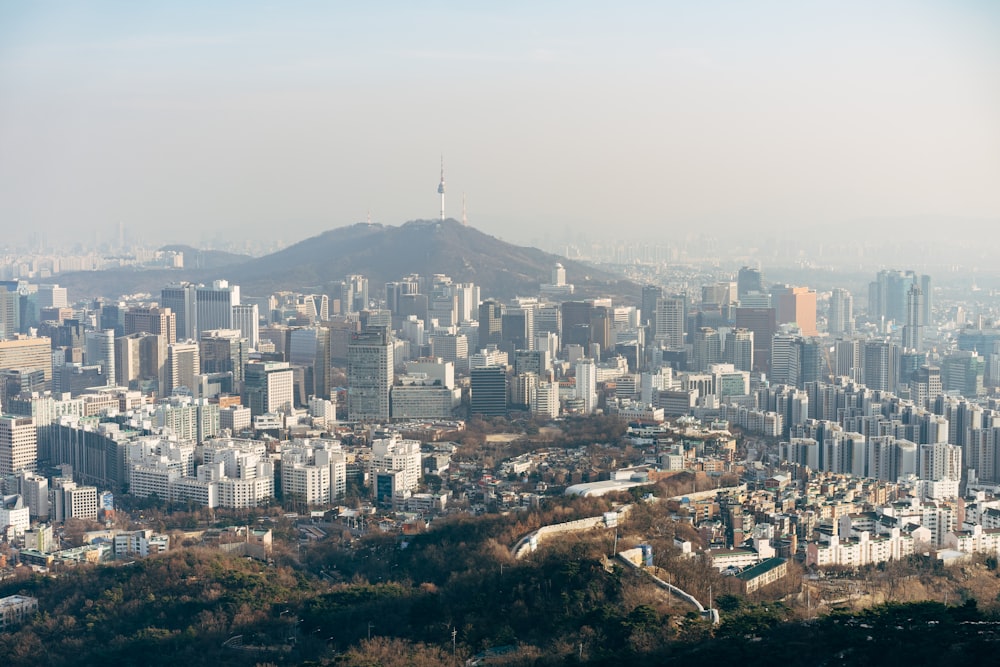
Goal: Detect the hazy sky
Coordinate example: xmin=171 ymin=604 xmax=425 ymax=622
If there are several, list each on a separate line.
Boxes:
xmin=2 ymin=1 xmax=999 ymax=250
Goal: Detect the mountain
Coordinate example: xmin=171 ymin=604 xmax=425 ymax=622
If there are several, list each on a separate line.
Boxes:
xmin=226 ymin=218 xmax=635 ymax=300
xmin=53 ymin=219 xmax=635 ymax=302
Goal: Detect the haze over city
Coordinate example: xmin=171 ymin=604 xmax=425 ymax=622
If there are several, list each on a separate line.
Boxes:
xmin=2 ymin=1 xmax=999 ymax=250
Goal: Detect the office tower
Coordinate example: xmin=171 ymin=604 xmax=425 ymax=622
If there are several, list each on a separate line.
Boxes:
xmin=902 ymin=284 xmax=924 ymax=352
xmin=285 ymin=326 xmax=331 ymax=400
xmin=560 ymin=301 xmax=593 ymax=348
xmin=231 ymin=303 xmax=260 ymax=349
xmin=36 ymin=284 xmax=68 ymax=310
xmin=344 ymin=275 xmax=369 ymax=313
xmin=347 ymin=327 xmax=393 ymax=421
xmin=200 ymin=329 xmax=250 ymax=386
xmin=535 ymin=304 xmax=562 ymax=338
xmin=724 ymin=328 xmax=754 ymax=372
xmin=100 ymin=333 xmax=160 ymax=394
xmin=397 ymin=293 xmax=429 ymax=324
xmin=532 ymin=381 xmax=560 ymax=419
xmin=165 ymin=341 xmax=200 ymax=396
xmin=799 ymin=338 xmax=826 ymax=386
xmin=941 ymin=351 xmax=985 ymax=397
xmin=124 ymin=306 xmax=177 ymax=344
xmin=0 ymin=415 xmax=36 ymax=475
xmin=514 ymin=349 xmax=551 ymax=379
xmin=693 ymin=327 xmax=722 ymax=372
xmin=829 ymin=288 xmax=854 ymax=335
xmin=0 ymin=281 xmax=19 ymax=339
xmin=470 ymin=365 xmax=507 ymax=417
xmin=196 ymin=280 xmax=240 ymax=335
xmin=913 ymin=365 xmax=943 ymax=408
xmin=653 ymin=296 xmax=685 ymax=347
xmin=589 ymin=306 xmax=613 ymax=360
xmin=869 ymin=270 xmax=930 ymax=327
xmin=575 ymin=358 xmax=597 ymax=414
xmin=834 ymin=338 xmax=863 ymax=382
xmin=773 ymin=285 xmax=817 ymax=336
xmin=737 ymin=266 xmax=764 ymax=299
xmin=114 ymin=333 xmax=143 ymax=388
xmin=770 ymin=333 xmax=801 ymax=386
xmin=478 ymin=300 xmax=504 ymax=348
xmin=640 ymin=285 xmax=662 ymax=328
xmin=0 ymin=337 xmax=52 ymax=390
xmin=863 ymin=340 xmax=896 ymax=392
xmin=455 ymin=283 xmax=479 ymax=323
xmin=430 ymin=333 xmax=469 ymax=372
xmin=734 ymin=307 xmax=775 ymax=374
xmin=98 ymin=300 xmax=124 ymax=337
xmin=161 ymin=282 xmax=198 ymax=340
xmin=244 ymin=360 xmax=294 ymax=416
xmin=502 ymin=304 xmax=535 ymax=354
xmin=84 ymin=330 xmax=115 ymax=386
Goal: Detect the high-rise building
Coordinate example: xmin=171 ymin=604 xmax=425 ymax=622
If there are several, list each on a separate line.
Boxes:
xmin=773 ymin=285 xmax=817 ymax=337
xmin=864 ymin=340 xmax=897 ymax=393
xmin=430 ymin=333 xmax=469 ymax=372
xmin=0 ymin=416 xmax=36 ymax=476
xmin=37 ymin=284 xmax=68 ymax=310
xmin=470 ymin=365 xmax=507 ymax=417
xmin=344 ymin=275 xmax=369 ymax=314
xmin=575 ymin=358 xmax=597 ymax=414
xmin=531 ymin=381 xmax=560 ymax=419
xmin=243 ymin=361 xmax=294 ymax=416
xmin=724 ymin=328 xmax=754 ymax=372
xmin=734 ymin=307 xmax=775 ymax=374
xmin=0 ymin=337 xmax=52 ymax=391
xmin=161 ymin=282 xmax=198 ymax=341
xmin=200 ymin=329 xmax=250 ymax=387
xmin=84 ymin=330 xmax=115 ymax=386
xmin=640 ymin=285 xmax=663 ymax=328
xmin=829 ymin=288 xmax=854 ymax=336
xmin=502 ymin=304 xmax=535 ymax=354
xmin=285 ymin=326 xmax=332 ymax=400
xmin=478 ymin=301 xmax=504 ymax=349
xmin=0 ymin=281 xmax=20 ymax=339
xmin=737 ymin=266 xmax=764 ymax=299
xmin=165 ymin=342 xmax=200 ymax=396
xmin=347 ymin=327 xmax=393 ymax=421
xmin=693 ymin=327 xmax=722 ymax=372
xmin=770 ymin=333 xmax=801 ymax=386
xmin=231 ymin=303 xmax=260 ymax=350
xmin=196 ymin=280 xmax=240 ymax=335
xmin=124 ymin=306 xmax=177 ymax=344
xmin=114 ymin=334 xmax=166 ymax=392
xmin=560 ymin=301 xmax=594 ymax=348
xmin=902 ymin=284 xmax=924 ymax=352
xmin=653 ymin=296 xmax=685 ymax=347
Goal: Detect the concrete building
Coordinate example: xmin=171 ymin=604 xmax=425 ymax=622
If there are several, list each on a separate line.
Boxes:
xmin=347 ymin=327 xmax=393 ymax=422
xmin=0 ymin=415 xmax=36 ymax=476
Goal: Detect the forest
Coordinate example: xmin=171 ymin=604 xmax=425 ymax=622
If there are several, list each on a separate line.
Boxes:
xmin=2 ymin=491 xmax=1000 ymax=666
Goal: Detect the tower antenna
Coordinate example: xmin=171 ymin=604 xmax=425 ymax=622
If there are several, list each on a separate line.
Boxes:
xmin=437 ymin=155 xmax=446 ymax=221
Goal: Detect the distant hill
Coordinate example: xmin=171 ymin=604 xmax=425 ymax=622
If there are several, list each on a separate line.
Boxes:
xmin=226 ymin=218 xmax=634 ymax=300
xmin=53 ymin=219 xmax=637 ymax=302
xmin=158 ymin=245 xmax=251 ymax=270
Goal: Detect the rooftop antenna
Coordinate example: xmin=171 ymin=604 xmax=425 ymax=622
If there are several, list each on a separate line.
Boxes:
xmin=437 ymin=155 xmax=446 ymax=221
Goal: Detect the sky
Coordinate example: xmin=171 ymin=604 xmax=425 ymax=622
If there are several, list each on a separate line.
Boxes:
xmin=1 ymin=1 xmax=999 ymax=251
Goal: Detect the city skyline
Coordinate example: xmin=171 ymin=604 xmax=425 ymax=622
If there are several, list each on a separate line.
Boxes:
xmin=2 ymin=2 xmax=999 ymax=249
